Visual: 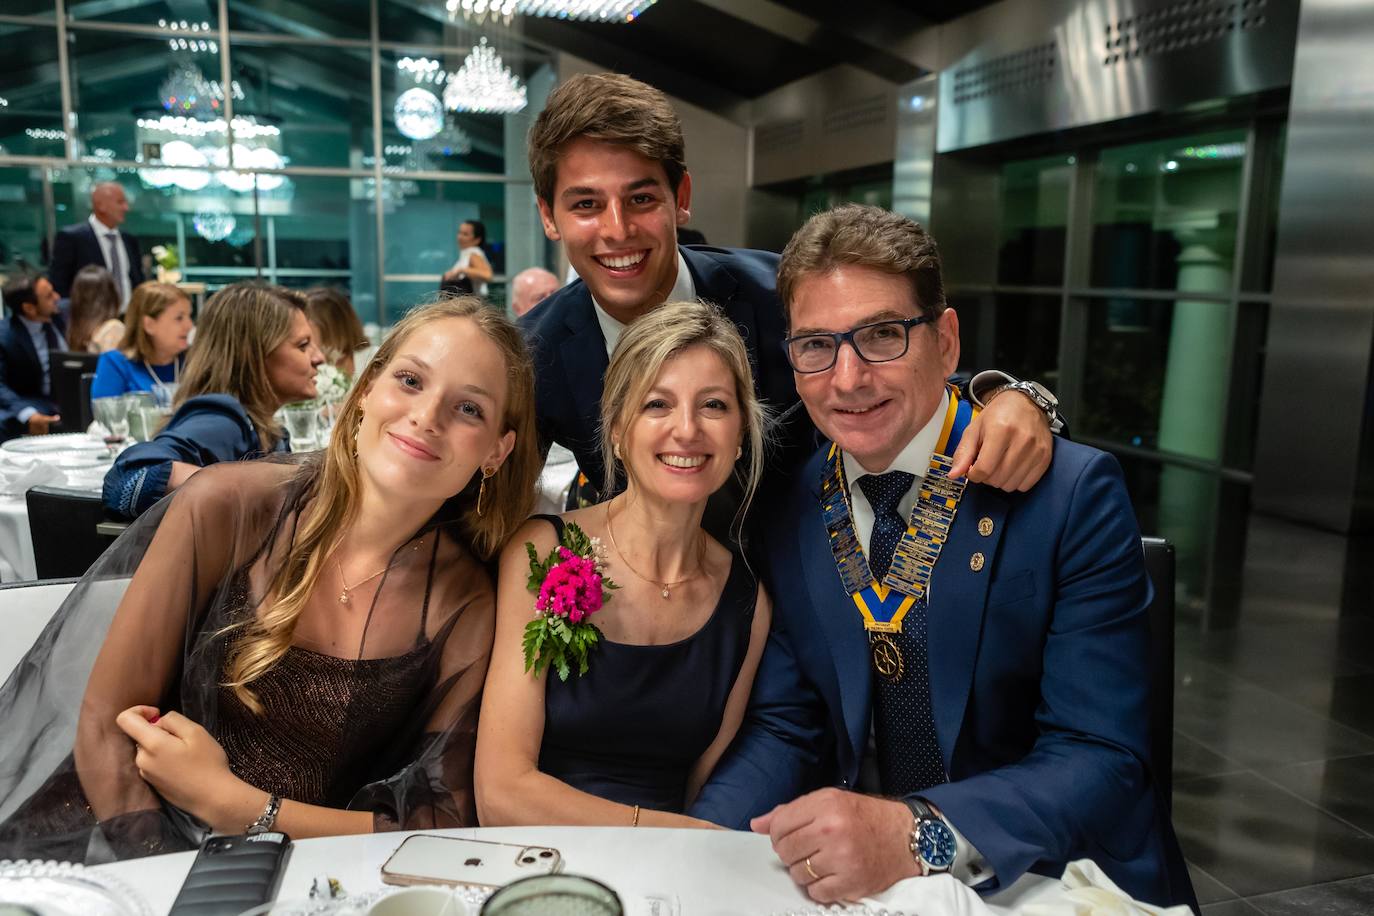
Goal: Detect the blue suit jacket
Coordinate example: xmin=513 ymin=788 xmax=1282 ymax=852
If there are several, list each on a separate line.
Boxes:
xmin=49 ymin=222 xmax=144 ymax=299
xmin=0 ymin=313 xmax=65 ymax=440
xmin=689 ymin=437 xmax=1195 ymax=909
xmin=519 ymin=245 xmax=812 ymax=494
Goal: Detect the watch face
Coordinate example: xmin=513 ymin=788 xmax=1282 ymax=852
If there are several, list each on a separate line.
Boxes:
xmin=920 ymin=819 xmax=958 ymax=870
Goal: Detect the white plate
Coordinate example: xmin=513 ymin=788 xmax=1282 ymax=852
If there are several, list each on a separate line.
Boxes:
xmin=0 ymin=860 xmax=151 ymax=916
xmin=1 ymin=432 xmax=108 ymax=455
xmin=54 ymin=454 xmax=112 ymax=470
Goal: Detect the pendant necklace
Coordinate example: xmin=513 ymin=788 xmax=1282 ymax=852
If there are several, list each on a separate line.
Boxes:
xmin=336 ymin=541 xmax=420 ymax=605
xmin=605 ymin=502 xmax=704 ymax=599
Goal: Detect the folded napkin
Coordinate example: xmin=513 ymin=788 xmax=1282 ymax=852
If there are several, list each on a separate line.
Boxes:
xmin=0 ymin=457 xmax=67 ymax=496
xmin=1019 ymin=861 xmax=1192 ymax=916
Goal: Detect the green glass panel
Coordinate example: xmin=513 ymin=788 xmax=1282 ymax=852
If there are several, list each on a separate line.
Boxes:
xmin=998 ymin=155 xmax=1072 ymax=286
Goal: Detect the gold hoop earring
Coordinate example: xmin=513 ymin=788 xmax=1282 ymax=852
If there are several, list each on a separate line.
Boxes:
xmin=352 ymin=413 xmax=364 ymax=457
xmin=475 ymin=465 xmax=496 ymax=517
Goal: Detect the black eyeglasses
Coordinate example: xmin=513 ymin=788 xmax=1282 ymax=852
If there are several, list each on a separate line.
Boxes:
xmin=782 ymin=315 xmax=934 ymax=373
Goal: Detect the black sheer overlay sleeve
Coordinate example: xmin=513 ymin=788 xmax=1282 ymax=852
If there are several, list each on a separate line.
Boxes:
xmin=0 ymin=455 xmax=495 ymax=862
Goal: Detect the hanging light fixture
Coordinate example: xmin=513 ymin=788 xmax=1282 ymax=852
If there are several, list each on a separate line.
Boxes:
xmin=193 ymin=206 xmax=236 ymax=242
xmin=159 ymin=64 xmax=220 ymax=119
xmin=446 ymin=0 xmax=658 ymax=23
xmin=442 ymin=38 xmax=527 ymax=114
xmin=394 ymin=87 xmax=446 ymax=140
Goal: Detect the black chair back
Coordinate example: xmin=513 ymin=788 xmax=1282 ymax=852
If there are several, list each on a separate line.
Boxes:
xmin=1141 ymin=536 xmax=1175 ymax=809
xmin=51 ymin=351 xmax=100 ymax=432
xmin=25 ymin=486 xmax=118 ymax=580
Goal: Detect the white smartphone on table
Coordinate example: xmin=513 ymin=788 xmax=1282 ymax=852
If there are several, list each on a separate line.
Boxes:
xmin=381 ymin=835 xmax=563 ymax=890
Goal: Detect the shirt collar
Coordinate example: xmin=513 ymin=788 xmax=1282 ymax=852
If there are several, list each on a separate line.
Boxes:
xmin=18 ymin=315 xmax=47 ymax=337
xmin=592 ymin=249 xmax=695 ymax=359
xmin=89 ymin=214 xmax=118 ymax=236
xmin=842 ymin=388 xmax=951 ymax=485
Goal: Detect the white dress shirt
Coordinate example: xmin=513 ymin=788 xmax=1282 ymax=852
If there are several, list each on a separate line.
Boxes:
xmin=841 ymin=388 xmax=993 ymax=887
xmin=592 ymin=251 xmax=695 ymax=359
xmin=88 ymin=214 xmax=130 ymax=306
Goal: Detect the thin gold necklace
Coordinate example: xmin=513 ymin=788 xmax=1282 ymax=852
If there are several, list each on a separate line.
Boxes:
xmin=336 ymin=541 xmax=420 ymax=605
xmin=605 ymin=501 xmax=704 ymax=600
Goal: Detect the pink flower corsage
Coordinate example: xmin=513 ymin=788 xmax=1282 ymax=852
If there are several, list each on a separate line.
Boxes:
xmin=523 ymin=522 xmax=618 ymax=680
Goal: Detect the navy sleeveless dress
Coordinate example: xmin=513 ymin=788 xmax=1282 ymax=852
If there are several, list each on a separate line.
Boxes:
xmin=534 ymin=515 xmax=756 ymax=813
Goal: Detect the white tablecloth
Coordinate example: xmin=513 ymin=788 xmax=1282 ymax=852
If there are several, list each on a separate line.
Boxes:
xmin=0 ymin=494 xmax=36 ymax=582
xmin=95 ymin=826 xmax=1075 ymax=916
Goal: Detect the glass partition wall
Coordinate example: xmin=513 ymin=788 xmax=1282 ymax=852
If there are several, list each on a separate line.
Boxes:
xmin=0 ymin=0 xmax=558 ymax=324
xmin=935 ymin=117 xmax=1287 ymax=625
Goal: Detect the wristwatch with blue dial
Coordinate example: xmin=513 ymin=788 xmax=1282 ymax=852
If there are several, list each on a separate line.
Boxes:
xmin=904 ymin=797 xmax=957 ymax=874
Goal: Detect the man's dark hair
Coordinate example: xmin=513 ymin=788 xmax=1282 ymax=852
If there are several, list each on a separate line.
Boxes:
xmin=527 ymin=72 xmax=686 ymax=206
xmin=2 ymin=274 xmax=40 ymax=316
xmin=777 ymin=204 xmax=946 ymax=329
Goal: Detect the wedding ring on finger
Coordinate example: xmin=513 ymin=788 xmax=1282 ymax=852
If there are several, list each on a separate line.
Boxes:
xmin=804 ymin=856 xmax=821 ymax=882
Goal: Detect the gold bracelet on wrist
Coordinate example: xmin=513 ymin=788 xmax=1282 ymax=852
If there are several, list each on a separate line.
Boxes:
xmin=630 ymin=804 xmax=641 ymax=827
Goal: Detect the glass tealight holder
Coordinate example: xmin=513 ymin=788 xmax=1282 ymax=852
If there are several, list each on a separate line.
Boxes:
xmin=481 ymin=875 xmax=622 ymax=916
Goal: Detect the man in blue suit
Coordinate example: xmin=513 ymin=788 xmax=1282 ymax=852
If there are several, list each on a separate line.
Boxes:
xmin=518 ymin=72 xmax=1056 ymax=511
xmin=49 ymin=182 xmax=143 ymax=303
xmin=689 ymin=205 xmax=1194 ymax=910
xmin=1 ymin=274 xmax=66 ymax=441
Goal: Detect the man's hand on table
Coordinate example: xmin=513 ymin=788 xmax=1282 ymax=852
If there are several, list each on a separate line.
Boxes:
xmin=751 ymin=787 xmax=920 ymax=903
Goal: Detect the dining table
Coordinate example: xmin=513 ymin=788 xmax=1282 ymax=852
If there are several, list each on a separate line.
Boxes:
xmin=92 ymin=826 xmax=1088 ymax=916
xmin=0 ymin=431 xmax=111 ymax=581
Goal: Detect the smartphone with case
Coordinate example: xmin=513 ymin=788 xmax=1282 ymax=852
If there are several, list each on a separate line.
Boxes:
xmin=167 ymin=833 xmax=292 ymax=916
xmin=381 ymin=835 xmax=562 ymax=890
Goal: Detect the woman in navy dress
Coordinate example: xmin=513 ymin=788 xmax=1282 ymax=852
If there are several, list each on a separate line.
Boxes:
xmin=103 ymin=283 xmax=323 ymax=518
xmin=90 ymin=282 xmax=192 ymax=399
xmin=476 ymin=300 xmax=772 ymax=826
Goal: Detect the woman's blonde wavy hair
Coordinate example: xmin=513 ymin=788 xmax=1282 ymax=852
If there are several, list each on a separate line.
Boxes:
xmin=175 ymin=283 xmax=304 ymax=450
xmin=224 ymin=295 xmax=540 ymax=713
xmin=599 ymin=300 xmax=769 ymax=539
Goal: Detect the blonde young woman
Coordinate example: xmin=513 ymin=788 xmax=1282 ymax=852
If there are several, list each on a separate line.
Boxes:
xmin=0 ymin=297 xmax=541 ymax=862
xmin=476 ymin=300 xmax=771 ymax=827
xmin=102 ymin=283 xmax=324 ymax=518
xmin=90 ymin=282 xmax=192 ymax=399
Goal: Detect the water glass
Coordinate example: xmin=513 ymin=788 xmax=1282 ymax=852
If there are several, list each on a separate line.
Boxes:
xmin=283 ymin=403 xmax=320 ymax=451
xmin=129 ymin=405 xmax=166 ymax=442
xmin=152 ymin=382 xmax=178 ymax=411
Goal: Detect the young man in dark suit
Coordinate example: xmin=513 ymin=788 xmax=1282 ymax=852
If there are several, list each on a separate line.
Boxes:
xmin=1 ymin=274 xmax=66 ymax=440
xmin=48 ymin=182 xmax=143 ymax=303
xmin=518 ymin=73 xmax=1057 ymax=509
xmin=689 ymin=205 xmax=1195 ymax=911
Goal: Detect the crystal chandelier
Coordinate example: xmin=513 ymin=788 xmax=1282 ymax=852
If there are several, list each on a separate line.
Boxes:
xmin=442 ymin=38 xmax=527 ymax=114
xmin=447 ymin=0 xmax=659 ymax=23
xmin=394 ymin=87 xmax=446 ymax=140
xmin=159 ymin=64 xmax=220 ymax=119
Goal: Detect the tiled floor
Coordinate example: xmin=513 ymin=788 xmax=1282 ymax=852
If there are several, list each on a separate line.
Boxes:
xmin=1170 ymin=515 xmax=1374 ymax=913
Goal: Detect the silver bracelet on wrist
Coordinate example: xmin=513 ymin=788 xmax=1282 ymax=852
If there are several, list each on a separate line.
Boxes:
xmin=245 ymin=793 xmax=282 ymax=835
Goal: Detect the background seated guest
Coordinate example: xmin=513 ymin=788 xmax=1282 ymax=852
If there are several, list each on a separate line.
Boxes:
xmin=103 ymin=283 xmax=323 ymax=518
xmin=49 ymin=181 xmax=142 ymax=304
xmin=690 ymin=205 xmax=1194 ymax=910
xmin=509 ymin=267 xmax=560 ymax=318
xmin=66 ymin=265 xmax=124 ymax=354
xmin=0 ymin=274 xmax=65 ymax=440
xmin=441 ymin=220 xmax=493 ymax=298
xmin=304 ymin=286 xmax=369 ymax=378
xmin=90 ymin=282 xmax=192 ymax=400
xmin=0 ymin=297 xmax=541 ymax=862
xmin=476 ymin=301 xmax=770 ymax=828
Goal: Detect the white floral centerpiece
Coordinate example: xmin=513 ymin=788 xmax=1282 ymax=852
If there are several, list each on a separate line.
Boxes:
xmin=151 ymin=244 xmax=181 ymax=284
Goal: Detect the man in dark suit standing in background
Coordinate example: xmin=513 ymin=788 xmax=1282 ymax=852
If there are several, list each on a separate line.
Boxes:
xmin=1 ymin=274 xmax=66 ymax=440
xmin=49 ymin=182 xmax=143 ymax=305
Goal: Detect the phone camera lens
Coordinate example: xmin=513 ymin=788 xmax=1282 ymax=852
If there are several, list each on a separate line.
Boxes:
xmin=539 ymin=850 xmax=553 ymax=858
xmin=520 ymin=856 xmax=536 ymax=864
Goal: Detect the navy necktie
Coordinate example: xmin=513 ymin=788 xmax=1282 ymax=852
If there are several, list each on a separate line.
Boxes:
xmin=856 ymin=471 xmax=915 ymax=580
xmin=42 ymin=322 xmax=62 ymax=353
xmin=855 ymin=469 xmax=947 ymax=795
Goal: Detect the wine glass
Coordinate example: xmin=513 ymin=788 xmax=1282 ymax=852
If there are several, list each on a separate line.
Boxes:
xmin=283 ymin=403 xmax=320 ymax=452
xmin=91 ymin=396 xmax=131 ymax=455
